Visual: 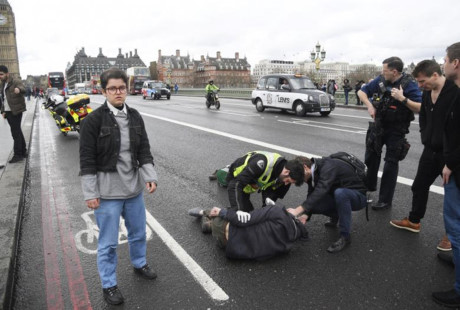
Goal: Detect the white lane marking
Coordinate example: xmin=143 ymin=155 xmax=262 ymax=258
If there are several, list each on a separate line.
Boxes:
xmin=287 ymin=119 xmax=367 ymax=130
xmin=278 ymin=120 xmax=364 ymax=134
xmin=180 ymin=105 xmax=257 ymax=117
xmin=145 ymin=212 xmax=229 ymax=301
xmin=332 ymin=113 xmax=419 ymax=125
xmin=139 ymin=111 xmax=444 ymax=196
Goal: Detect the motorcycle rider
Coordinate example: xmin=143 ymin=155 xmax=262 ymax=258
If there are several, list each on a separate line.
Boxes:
xmin=205 ymin=80 xmax=219 ymax=103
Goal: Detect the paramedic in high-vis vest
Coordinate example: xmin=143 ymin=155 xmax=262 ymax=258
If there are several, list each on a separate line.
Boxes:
xmin=215 ymin=151 xmax=305 ymax=212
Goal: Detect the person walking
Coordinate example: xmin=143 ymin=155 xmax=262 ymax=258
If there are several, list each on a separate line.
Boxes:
xmin=432 ymin=42 xmax=460 ymax=308
xmin=389 ymin=60 xmax=457 ymax=247
xmin=358 ymin=57 xmax=422 ymax=211
xmin=79 ymin=68 xmax=158 ymax=305
xmin=0 ymin=65 xmax=27 ymax=163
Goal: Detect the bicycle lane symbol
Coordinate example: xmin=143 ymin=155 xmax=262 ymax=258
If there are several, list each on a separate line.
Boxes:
xmin=75 ymin=210 xmax=154 ymax=255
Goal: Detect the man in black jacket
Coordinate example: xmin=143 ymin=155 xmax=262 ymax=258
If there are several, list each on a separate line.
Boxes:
xmin=211 ymin=151 xmax=305 ymax=212
xmin=0 ymin=65 xmax=27 ymax=163
xmin=432 ymin=42 xmax=460 ymax=308
xmin=390 ymin=60 xmax=457 ymax=238
xmin=287 ymin=155 xmax=368 ymax=253
xmin=188 ymin=204 xmax=308 ymax=261
xmin=79 ymin=68 xmax=158 ymax=305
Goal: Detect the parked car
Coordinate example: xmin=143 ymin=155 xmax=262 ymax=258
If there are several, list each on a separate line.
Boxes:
xmin=141 ymin=80 xmax=171 ymax=100
xmin=251 ymin=74 xmax=335 ymax=116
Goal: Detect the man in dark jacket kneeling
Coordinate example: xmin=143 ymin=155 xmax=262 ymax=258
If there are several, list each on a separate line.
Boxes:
xmin=189 ymin=204 xmax=308 ymax=261
xmin=287 ymin=155 xmax=368 ymax=253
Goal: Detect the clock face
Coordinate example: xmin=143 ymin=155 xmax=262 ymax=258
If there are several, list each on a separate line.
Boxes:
xmin=0 ymin=14 xmax=7 ymax=26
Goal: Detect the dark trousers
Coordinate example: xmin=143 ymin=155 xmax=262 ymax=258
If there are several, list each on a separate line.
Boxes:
xmin=5 ymin=112 xmax=26 ymax=157
xmin=408 ymin=147 xmax=444 ymax=223
xmin=365 ymin=128 xmax=405 ymax=205
xmin=307 ymin=188 xmax=366 ymax=236
xmin=344 ymin=90 xmax=349 ymax=105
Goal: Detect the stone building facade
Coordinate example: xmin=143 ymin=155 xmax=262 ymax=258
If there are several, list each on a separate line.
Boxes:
xmin=65 ymin=47 xmax=146 ymax=89
xmin=0 ymin=0 xmax=20 ymax=78
xmin=156 ymin=50 xmax=251 ymax=88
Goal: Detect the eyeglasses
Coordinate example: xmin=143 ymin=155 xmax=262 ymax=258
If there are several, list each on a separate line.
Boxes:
xmin=105 ymin=86 xmax=127 ymax=94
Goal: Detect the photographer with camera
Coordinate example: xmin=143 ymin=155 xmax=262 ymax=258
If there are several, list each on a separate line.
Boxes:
xmin=358 ymin=57 xmax=421 ymax=211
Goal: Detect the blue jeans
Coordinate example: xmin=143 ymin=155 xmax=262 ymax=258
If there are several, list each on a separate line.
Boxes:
xmin=94 ymin=192 xmax=147 ymax=288
xmin=443 ymin=177 xmax=460 ymax=294
xmin=334 ymin=188 xmax=367 ymax=237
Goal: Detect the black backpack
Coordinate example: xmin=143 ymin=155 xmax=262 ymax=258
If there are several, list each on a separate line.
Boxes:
xmin=329 ymin=152 xmax=370 ymax=220
xmin=329 ymin=152 xmax=367 ymax=185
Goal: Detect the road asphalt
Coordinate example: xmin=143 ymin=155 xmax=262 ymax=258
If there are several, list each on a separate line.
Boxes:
xmin=0 ymin=96 xmax=364 ymax=309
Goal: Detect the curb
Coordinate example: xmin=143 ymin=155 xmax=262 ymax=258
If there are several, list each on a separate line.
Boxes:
xmin=0 ymin=99 xmax=37 ymax=310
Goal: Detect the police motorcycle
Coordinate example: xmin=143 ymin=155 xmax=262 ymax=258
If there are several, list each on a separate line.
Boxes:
xmin=205 ymin=89 xmax=221 ymax=110
xmin=43 ymin=90 xmax=92 ymax=136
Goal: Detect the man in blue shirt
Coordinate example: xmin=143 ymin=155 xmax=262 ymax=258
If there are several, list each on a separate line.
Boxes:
xmin=358 ymin=57 xmax=421 ymax=210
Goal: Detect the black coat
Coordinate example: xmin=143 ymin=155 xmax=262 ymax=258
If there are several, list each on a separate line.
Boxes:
xmin=225 ymin=206 xmax=308 ymax=261
xmin=301 ymin=157 xmax=367 ymax=214
xmin=79 ymin=102 xmax=153 ymax=175
xmin=419 ymin=79 xmax=458 ymax=152
xmin=444 ymin=87 xmax=460 ymax=188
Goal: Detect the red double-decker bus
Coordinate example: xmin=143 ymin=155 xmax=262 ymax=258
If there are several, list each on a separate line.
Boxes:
xmin=126 ymin=67 xmax=150 ymax=95
xmin=48 ymin=72 xmax=66 ymax=95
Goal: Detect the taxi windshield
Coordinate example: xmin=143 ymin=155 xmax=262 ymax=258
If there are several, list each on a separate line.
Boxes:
xmin=150 ymin=82 xmax=163 ymax=88
xmin=289 ymin=77 xmax=316 ymax=90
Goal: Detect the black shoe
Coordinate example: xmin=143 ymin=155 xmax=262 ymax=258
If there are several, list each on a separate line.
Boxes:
xmin=188 ymin=207 xmax=203 ymax=218
xmin=201 ymin=216 xmax=212 ymax=233
xmin=372 ymin=202 xmax=392 ymax=211
xmin=432 ymin=289 xmax=460 ymax=307
xmin=103 ymin=285 xmax=124 ymax=305
xmin=0 ymin=165 xmax=4 ymax=169
xmin=324 ymin=217 xmax=338 ymax=228
xmin=209 ymin=170 xmax=218 ymax=181
xmin=9 ymin=155 xmax=23 ymax=164
xmin=134 ymin=264 xmax=157 ymax=280
xmin=327 ymin=236 xmax=351 ymax=253
xmin=437 ymin=252 xmax=455 ymax=268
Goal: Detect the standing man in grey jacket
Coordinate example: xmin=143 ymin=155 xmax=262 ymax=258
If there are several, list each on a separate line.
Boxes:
xmin=79 ymin=68 xmax=158 ymax=306
xmin=0 ymin=65 xmax=27 ymax=163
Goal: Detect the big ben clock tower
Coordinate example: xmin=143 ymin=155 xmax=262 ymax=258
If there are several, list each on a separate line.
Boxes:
xmin=0 ymin=0 xmax=20 ymax=78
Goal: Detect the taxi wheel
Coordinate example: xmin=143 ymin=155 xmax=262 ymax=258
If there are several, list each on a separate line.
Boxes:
xmin=255 ymin=99 xmax=265 ymax=112
xmin=294 ymin=102 xmax=306 ymax=116
xmin=143 ymin=95 xmax=146 ymax=100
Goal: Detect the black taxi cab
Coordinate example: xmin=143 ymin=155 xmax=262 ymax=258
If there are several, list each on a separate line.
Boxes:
xmin=251 ymin=74 xmax=335 ymax=116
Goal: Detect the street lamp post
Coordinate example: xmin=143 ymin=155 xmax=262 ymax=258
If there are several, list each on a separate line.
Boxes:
xmin=310 ymin=42 xmax=326 ymax=70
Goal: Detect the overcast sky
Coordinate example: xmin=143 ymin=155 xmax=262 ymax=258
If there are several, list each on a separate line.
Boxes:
xmin=11 ymin=0 xmax=460 ymax=77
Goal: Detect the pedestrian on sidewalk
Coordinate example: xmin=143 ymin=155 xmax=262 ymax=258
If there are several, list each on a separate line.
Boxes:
xmin=79 ymin=68 xmax=159 ymax=306
xmin=390 ymin=60 xmax=457 ymax=252
xmin=343 ymin=79 xmax=352 ymax=105
xmin=0 ymin=65 xmax=27 ymax=163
